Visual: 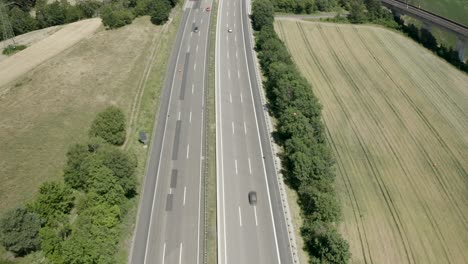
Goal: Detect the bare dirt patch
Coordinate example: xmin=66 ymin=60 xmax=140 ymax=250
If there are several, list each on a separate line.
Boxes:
xmin=276 ymin=19 xmax=468 ymax=264
xmin=0 ymin=16 xmax=164 ymax=217
xmin=0 ymin=18 xmax=101 ymax=88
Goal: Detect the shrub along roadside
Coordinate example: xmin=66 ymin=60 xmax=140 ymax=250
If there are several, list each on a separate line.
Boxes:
xmin=252 ymin=0 xmax=350 ymax=263
xmin=0 ymin=107 xmax=137 ymax=263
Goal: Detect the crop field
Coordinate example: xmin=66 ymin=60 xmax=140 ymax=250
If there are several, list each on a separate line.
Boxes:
xmin=0 ymin=16 xmax=167 ymax=219
xmin=276 ymin=19 xmax=468 ymax=264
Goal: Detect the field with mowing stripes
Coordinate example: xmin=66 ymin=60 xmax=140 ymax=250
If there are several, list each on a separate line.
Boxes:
xmin=275 ymin=19 xmax=468 ymax=264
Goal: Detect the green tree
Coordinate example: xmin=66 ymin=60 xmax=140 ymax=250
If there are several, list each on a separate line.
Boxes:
xmin=36 ymin=1 xmax=68 ymax=27
xmin=251 ymin=0 xmax=274 ymax=31
xmin=8 ymin=7 xmax=38 ymax=35
xmin=150 ymin=0 xmax=171 ymax=25
xmin=100 ymin=147 xmax=137 ymax=196
xmin=89 ymin=106 xmax=126 ymax=145
xmin=0 ymin=207 xmax=41 ymax=256
xmin=298 ymin=184 xmax=341 ymax=222
xmin=88 ymin=166 xmax=125 ymax=206
xmin=63 ymin=143 xmax=91 ymax=190
xmin=348 ymin=0 xmax=366 ymax=24
xmin=302 ymin=221 xmax=351 ymax=264
xmin=40 ymin=227 xmax=64 ymax=263
xmin=33 ymin=181 xmax=74 ymax=224
xmin=77 ymin=0 xmax=101 ymax=18
xmin=420 ymin=28 xmax=437 ymax=51
xmin=277 ymin=108 xmax=314 ymax=140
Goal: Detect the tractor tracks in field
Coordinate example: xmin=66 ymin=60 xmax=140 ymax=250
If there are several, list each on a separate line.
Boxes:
xmin=314 ymin=23 xmax=417 ymax=264
xmin=335 ymin=26 xmax=455 ymax=263
xmin=296 ymin=22 xmax=375 ymax=264
xmin=356 ymin=27 xmax=468 ymax=233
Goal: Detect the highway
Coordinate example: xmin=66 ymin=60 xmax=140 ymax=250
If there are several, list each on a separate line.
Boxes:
xmin=129 ymin=0 xmax=212 ymax=263
xmin=215 ymin=0 xmax=294 ymax=262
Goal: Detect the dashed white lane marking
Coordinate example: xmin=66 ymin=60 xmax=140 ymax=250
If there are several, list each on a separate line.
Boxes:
xmin=235 ymin=159 xmax=238 ymax=175
xmin=237 ymin=69 xmax=240 ymax=79
xmin=178 ymin=111 xmax=181 ymax=120
xmin=228 ymin=69 xmax=231 ymax=79
xmin=234 ymin=23 xmax=236 ymax=29
xmin=236 ymin=50 xmax=238 ymax=58
xmin=183 ymin=186 xmax=187 ymax=206
xmin=192 ymin=84 xmax=194 ymax=94
xmin=238 ymin=206 xmax=242 ymax=226
xmin=254 ymin=206 xmax=258 ymax=226
xmin=227 ymin=50 xmax=229 ymax=59
xmin=186 ymin=144 xmax=190 ymax=159
xmin=189 ymin=111 xmax=192 ymax=123
xmin=196 ymin=44 xmax=199 ymax=53
xmin=248 ymin=158 xmax=252 ymax=174
xmin=229 ymin=93 xmax=232 ymax=103
xmin=169 ymin=188 xmax=172 ymax=194
xmin=244 ymin=122 xmax=247 ymax=135
xmin=179 ymin=243 xmax=183 ymax=264
xmin=187 ymin=44 xmax=190 ymax=53
xmin=232 ymin=121 xmax=234 ymax=134
xmin=235 ymin=35 xmax=237 ymax=42
xmin=240 ymin=92 xmax=243 ymax=103
xmin=201 ymin=18 xmax=203 ymax=24
xmin=194 ymin=63 xmax=197 ymax=71
xmin=227 ymin=11 xmax=229 ymax=17
xmin=162 ymin=243 xmax=166 ymax=264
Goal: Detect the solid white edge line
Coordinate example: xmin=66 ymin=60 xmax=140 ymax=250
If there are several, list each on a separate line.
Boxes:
xmin=238 ymin=206 xmax=242 ymax=226
xmin=162 ymin=243 xmax=166 ymax=264
xmin=179 ymin=243 xmax=183 ymax=264
xmin=183 ymin=186 xmax=187 ymax=206
xmin=217 ymin=0 xmax=228 ymax=262
xmin=143 ymin=8 xmax=192 ymax=264
xmin=240 ymin=0 xmax=282 ymax=262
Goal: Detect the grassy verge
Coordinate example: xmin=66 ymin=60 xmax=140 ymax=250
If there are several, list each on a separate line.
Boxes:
xmin=205 ymin=0 xmax=218 ymax=263
xmin=2 ymin=45 xmax=27 ymax=55
xmin=115 ymin=6 xmax=184 ymax=263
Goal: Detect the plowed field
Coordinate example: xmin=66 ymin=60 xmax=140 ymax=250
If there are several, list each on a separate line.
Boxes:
xmin=276 ymin=19 xmax=468 ymax=264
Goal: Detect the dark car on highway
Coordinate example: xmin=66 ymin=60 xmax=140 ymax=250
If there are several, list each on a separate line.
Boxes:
xmin=248 ymin=191 xmax=257 ymax=205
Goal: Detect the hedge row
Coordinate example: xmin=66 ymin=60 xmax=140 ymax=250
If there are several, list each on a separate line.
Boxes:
xmin=251 ymin=0 xmax=350 ymax=263
xmin=0 ymin=107 xmax=137 ymax=263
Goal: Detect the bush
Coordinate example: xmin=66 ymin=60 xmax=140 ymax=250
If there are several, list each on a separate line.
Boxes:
xmin=101 ymin=6 xmax=134 ymax=29
xmin=150 ymin=0 xmax=171 ymax=25
xmin=64 ymin=143 xmax=92 ymax=190
xmin=0 ymin=207 xmax=41 ymax=256
xmin=36 ymin=1 xmax=68 ymax=27
xmin=2 ymin=45 xmax=27 ymax=55
xmin=89 ymin=106 xmax=126 ymax=145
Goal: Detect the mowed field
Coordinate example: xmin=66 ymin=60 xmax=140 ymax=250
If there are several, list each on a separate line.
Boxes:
xmin=0 ymin=16 xmax=167 ymax=217
xmin=276 ymin=20 xmax=468 ymax=264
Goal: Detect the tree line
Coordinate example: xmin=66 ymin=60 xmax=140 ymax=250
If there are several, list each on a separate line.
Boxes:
xmin=0 ymin=106 xmax=137 ymax=263
xmin=252 ymin=0 xmax=350 ymax=263
xmin=0 ymin=0 xmax=178 ymax=43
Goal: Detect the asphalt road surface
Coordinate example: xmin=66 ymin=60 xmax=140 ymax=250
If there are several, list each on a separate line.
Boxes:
xmin=215 ymin=0 xmax=295 ymax=262
xmin=129 ymin=1 xmax=212 ymax=263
